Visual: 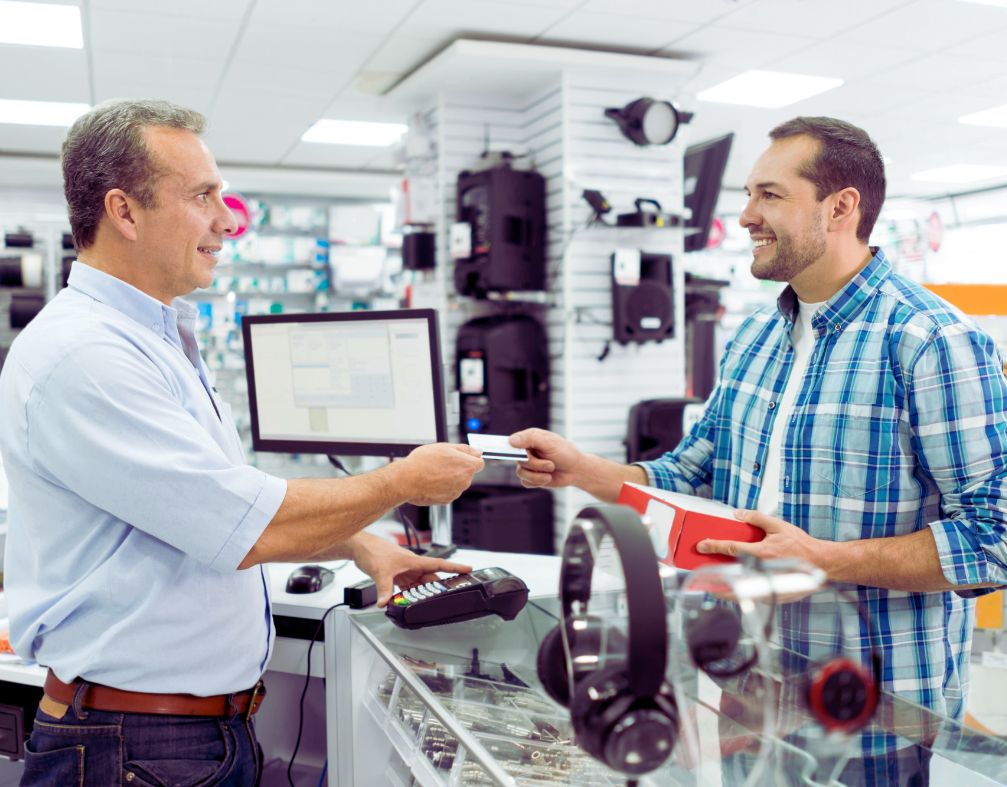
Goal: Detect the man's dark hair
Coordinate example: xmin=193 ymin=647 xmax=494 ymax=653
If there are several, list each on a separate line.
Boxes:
xmin=61 ymin=99 xmax=206 ymax=249
xmin=769 ymin=116 xmax=885 ymax=242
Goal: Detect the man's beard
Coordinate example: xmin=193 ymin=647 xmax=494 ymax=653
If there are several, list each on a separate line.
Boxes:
xmin=750 ymin=214 xmax=826 ymax=283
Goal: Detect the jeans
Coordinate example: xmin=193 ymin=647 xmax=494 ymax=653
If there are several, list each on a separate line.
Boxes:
xmin=20 ymin=704 xmax=263 ymax=787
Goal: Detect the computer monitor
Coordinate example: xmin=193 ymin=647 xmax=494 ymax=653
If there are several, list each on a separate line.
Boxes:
xmin=683 ymin=132 xmax=734 ymax=253
xmin=241 ymin=308 xmax=447 ymax=458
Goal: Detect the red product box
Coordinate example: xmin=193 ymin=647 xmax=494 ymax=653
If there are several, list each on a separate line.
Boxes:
xmin=616 ymin=482 xmax=764 ymax=569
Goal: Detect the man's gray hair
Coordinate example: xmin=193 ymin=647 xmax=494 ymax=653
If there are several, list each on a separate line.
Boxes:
xmin=62 ymin=99 xmax=206 ymax=249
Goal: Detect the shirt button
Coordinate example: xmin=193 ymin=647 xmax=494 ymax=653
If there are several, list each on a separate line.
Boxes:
xmin=834 ymin=324 xmax=842 ymax=333
xmin=754 ymin=462 xmax=761 ymax=472
xmin=768 ymin=401 xmax=776 ymax=410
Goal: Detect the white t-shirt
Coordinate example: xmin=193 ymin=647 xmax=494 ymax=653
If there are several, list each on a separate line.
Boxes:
xmin=756 ymin=298 xmax=825 ymax=516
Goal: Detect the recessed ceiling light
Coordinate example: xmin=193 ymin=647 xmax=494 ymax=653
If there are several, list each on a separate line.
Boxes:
xmin=0 ymin=99 xmax=89 ymax=127
xmin=957 ymin=0 xmax=1007 ymax=8
xmin=911 ymin=164 xmax=1007 ymax=184
xmin=696 ymin=70 xmax=843 ymax=108
xmin=0 ymin=1 xmax=83 ymax=48
xmin=959 ymin=103 xmax=1007 ymax=128
xmin=302 ymin=119 xmax=407 ymax=146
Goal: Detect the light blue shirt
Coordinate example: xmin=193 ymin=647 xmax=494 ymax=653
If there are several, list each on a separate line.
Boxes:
xmin=0 ymin=262 xmax=287 ymax=695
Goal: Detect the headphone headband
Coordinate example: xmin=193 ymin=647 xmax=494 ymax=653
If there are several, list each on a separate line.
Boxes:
xmin=560 ymin=505 xmax=667 ymax=698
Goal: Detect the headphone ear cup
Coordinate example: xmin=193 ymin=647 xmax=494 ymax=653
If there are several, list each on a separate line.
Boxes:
xmin=570 ymin=665 xmax=678 ymax=776
xmin=537 ymin=625 xmax=572 ymax=707
xmin=686 ymin=605 xmax=742 ymax=672
xmin=806 ymin=657 xmax=879 ymax=733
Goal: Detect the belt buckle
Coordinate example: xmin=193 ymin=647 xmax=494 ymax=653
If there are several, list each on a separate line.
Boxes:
xmin=245 ymin=680 xmax=265 ymax=720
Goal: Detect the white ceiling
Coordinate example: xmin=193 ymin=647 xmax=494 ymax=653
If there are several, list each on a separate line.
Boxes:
xmin=2 ymin=0 xmax=1007 ymax=199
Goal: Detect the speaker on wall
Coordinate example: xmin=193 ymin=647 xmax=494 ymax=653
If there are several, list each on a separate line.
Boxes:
xmin=625 ymin=397 xmax=703 ymax=463
xmin=611 ymin=251 xmax=674 ymax=345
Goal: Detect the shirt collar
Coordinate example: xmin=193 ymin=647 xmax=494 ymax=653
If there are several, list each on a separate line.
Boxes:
xmin=776 ymin=247 xmax=891 ymax=336
xmin=67 ymin=260 xmax=196 ymax=347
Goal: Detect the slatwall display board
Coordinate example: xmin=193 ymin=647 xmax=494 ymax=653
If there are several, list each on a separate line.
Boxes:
xmin=0 ymin=189 xmax=71 ymax=357
xmin=404 ymin=66 xmax=693 ymax=543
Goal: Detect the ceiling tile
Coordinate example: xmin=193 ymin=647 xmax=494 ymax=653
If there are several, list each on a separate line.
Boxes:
xmin=250 ymin=0 xmax=417 ymax=33
xmin=231 ymin=21 xmax=384 ymax=76
xmin=207 ymin=89 xmax=329 ymax=160
xmin=215 ymin=63 xmax=346 ymax=103
xmin=89 ymin=9 xmax=243 ymax=59
xmin=89 ymin=0 xmax=251 ymax=20
xmin=835 ymin=0 xmax=1007 ymax=51
xmin=662 ymin=25 xmax=817 ymax=69
xmin=766 ymin=40 xmax=923 ymax=82
xmin=946 ymin=25 xmax=1007 ymax=62
xmin=580 ymin=0 xmax=756 ymax=24
xmin=93 ymin=83 xmax=216 ymax=115
xmin=785 ymin=81 xmax=928 ymax=121
xmin=0 ymin=47 xmax=89 ymax=102
xmin=397 ymin=0 xmax=571 ymax=40
xmin=91 ymin=52 xmax=224 ymax=91
xmin=865 ymin=53 xmax=1007 ymax=93
xmin=537 ymin=12 xmax=698 ymax=51
xmin=364 ymin=35 xmax=445 ymax=73
xmin=715 ymin=0 xmax=914 ymax=38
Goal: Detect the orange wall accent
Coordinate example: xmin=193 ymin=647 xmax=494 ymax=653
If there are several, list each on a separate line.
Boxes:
xmin=924 ymin=284 xmax=1007 ymax=316
xmin=976 ymin=591 xmax=1004 ymax=630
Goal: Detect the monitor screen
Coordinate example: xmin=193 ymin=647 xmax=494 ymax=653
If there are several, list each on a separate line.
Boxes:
xmin=683 ymin=133 xmax=734 ymax=253
xmin=242 ymin=309 xmax=447 ymax=457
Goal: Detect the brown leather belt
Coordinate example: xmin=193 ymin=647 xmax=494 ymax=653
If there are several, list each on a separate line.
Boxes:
xmin=44 ymin=669 xmax=266 ymax=718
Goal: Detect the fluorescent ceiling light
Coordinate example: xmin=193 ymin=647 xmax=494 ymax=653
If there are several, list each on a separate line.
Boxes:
xmin=911 ymin=164 xmax=1007 ymax=184
xmin=0 ymin=99 xmax=89 ymax=127
xmin=302 ymin=119 xmax=407 ymax=146
xmin=696 ymin=70 xmax=843 ymax=108
xmin=0 ymin=1 xmax=82 ymax=48
xmin=960 ymin=103 xmax=1007 ymax=128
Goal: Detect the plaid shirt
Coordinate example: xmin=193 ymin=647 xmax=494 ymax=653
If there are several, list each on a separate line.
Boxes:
xmin=641 ymin=248 xmax=1007 ymax=728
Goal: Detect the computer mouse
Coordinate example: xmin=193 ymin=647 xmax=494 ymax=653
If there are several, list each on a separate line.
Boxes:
xmin=285 ymin=565 xmax=334 ymax=594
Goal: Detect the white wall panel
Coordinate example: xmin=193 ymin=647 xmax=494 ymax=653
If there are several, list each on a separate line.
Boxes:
xmin=406 ymin=65 xmax=694 ymax=549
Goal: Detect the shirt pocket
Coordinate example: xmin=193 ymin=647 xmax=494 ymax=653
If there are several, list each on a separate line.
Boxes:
xmin=807 ymin=401 xmax=905 ymax=499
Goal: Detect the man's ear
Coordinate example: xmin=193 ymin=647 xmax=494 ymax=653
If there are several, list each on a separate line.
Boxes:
xmin=104 ymin=189 xmax=140 ymax=242
xmin=827 ymin=186 xmax=861 ymax=235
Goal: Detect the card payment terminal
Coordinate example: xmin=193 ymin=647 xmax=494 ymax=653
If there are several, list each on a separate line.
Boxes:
xmin=386 ymin=567 xmax=529 ymax=630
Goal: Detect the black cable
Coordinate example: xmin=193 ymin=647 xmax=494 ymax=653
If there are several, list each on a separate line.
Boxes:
xmin=395 ymin=507 xmax=423 ymax=553
xmin=288 ymin=602 xmax=348 ymax=787
xmin=326 ymin=454 xmax=351 ymax=476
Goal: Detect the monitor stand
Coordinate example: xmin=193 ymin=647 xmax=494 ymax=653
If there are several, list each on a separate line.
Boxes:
xmin=425 ymin=503 xmax=457 ymax=559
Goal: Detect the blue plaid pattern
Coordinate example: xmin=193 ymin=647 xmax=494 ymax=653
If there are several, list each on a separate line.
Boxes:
xmin=641 ymin=248 xmax=1007 ymax=728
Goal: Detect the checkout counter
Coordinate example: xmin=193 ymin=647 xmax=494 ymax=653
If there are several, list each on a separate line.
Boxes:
xmin=331 ymin=597 xmax=1007 ymax=787
xmin=4 ymin=549 xmax=1007 ymax=786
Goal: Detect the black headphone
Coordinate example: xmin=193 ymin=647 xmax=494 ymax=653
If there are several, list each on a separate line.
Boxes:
xmin=801 ymin=589 xmax=881 ymax=734
xmin=683 ymin=559 xmax=776 ymax=680
xmin=536 ymin=505 xmax=679 ymax=775
xmin=684 ymin=564 xmax=880 ymax=734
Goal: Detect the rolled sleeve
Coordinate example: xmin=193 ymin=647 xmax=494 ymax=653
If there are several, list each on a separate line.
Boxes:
xmin=929 ymin=517 xmax=1004 ymax=596
xmin=911 ymin=325 xmax=1007 ymax=596
xmin=210 ymin=471 xmax=287 ymax=571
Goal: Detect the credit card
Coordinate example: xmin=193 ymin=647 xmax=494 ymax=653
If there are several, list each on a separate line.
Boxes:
xmin=466 ymin=433 xmax=529 ymax=461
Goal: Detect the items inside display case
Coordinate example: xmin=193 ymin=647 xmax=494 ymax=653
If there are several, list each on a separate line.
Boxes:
xmin=370 ymin=642 xmax=627 ymax=786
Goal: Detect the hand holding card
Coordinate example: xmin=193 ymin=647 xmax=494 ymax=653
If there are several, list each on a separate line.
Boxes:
xmin=466 ymin=433 xmax=530 ymax=462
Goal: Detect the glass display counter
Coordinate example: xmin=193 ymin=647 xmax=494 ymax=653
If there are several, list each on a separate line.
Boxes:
xmin=328 ymin=596 xmax=1007 ymax=787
